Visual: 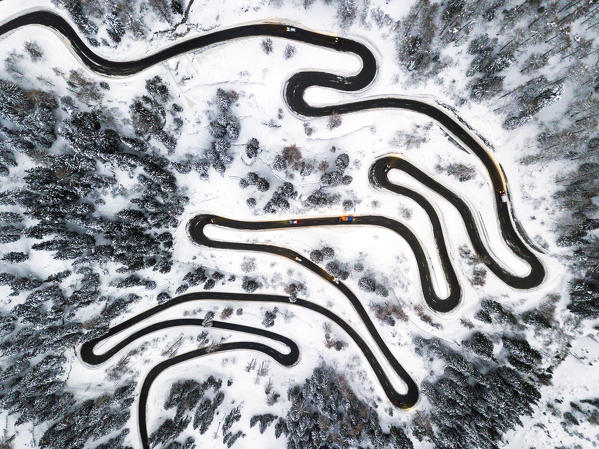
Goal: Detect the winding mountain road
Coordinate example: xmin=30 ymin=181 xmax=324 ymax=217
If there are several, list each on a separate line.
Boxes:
xmin=0 ymin=9 xmax=545 ymax=449
xmin=82 ymin=312 xmax=299 ymax=449
xmin=80 ymin=291 xmax=418 ymax=449
xmin=370 ymin=156 xmax=545 ymax=290
xmin=0 ymin=10 xmax=545 ymax=292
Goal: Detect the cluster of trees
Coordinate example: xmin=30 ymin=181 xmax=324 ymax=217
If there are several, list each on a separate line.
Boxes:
xmin=250 ymin=413 xmax=277 ymax=434
xmin=466 ymin=33 xmax=510 ymax=101
xmin=394 ymin=0 xmax=443 ymax=79
xmin=475 ymin=297 xmax=518 ymax=326
xmin=241 ymin=276 xmax=261 ymax=292
xmin=358 ymin=275 xmax=389 ymax=297
xmin=150 ymin=376 xmax=245 ymax=448
xmin=565 ymin=400 xmax=599 ymax=432
xmin=24 ymin=41 xmax=43 ymax=61
xmin=239 ymin=172 xmax=270 ymax=192
xmin=284 ymin=282 xmax=306 ymax=302
xmin=0 ymin=260 xmax=146 ymax=448
xmin=284 ymin=45 xmax=297 ymax=60
xmin=130 ymin=75 xmax=182 ymax=150
xmin=245 ymin=137 xmax=261 ymax=159
xmin=52 ymin=0 xmax=183 ymax=45
xmin=462 ymin=331 xmax=494 ymax=359
xmin=370 ymin=300 xmax=408 ymax=326
xmin=278 ymin=364 xmax=413 ymax=449
xmin=21 ymin=108 xmax=186 ymax=272
xmin=1 ymin=72 xmax=127 ymax=449
xmin=67 ymin=70 xmax=106 ymax=104
xmin=553 ymin=157 xmax=599 ymax=318
xmin=261 ymin=38 xmax=273 ymax=55
xmin=0 ymin=76 xmax=188 ymax=277
xmin=395 ymin=0 xmax=595 ymax=122
xmin=263 ymin=146 xmax=357 ymax=213
xmin=475 ymin=296 xmax=560 ymax=349
xmin=304 ymin=188 xmax=341 ymax=209
xmin=435 ymin=161 xmax=476 ymax=182
xmin=568 ymin=268 xmax=599 ymax=318
xmin=263 ymin=182 xmax=298 ymax=213
xmin=309 ymin=245 xmax=394 ymax=303
xmin=0 ymin=322 xmax=135 ymax=449
xmin=204 ymin=89 xmax=240 ymax=174
xmin=0 ymin=79 xmax=58 ymax=176
xmin=323 ymin=322 xmax=346 ymax=351
xmin=39 ymin=383 xmax=135 ymax=449
xmin=324 ymin=260 xmax=350 ymax=281
xmin=0 ymin=56 xmax=200 ymax=445
xmin=503 ymin=76 xmax=564 ymax=129
xmin=305 ymin=151 xmax=354 ymax=210
xmin=170 ymin=89 xmax=241 ymax=179
xmin=176 ymin=266 xmax=224 ymax=294
xmin=262 ymin=307 xmax=278 ymax=328
xmin=458 ymin=245 xmax=488 ymax=287
xmin=272 ymin=144 xmax=313 ymax=177
xmin=408 ymin=284 xmax=564 ymax=446
xmin=309 ymin=245 xmax=350 ymax=280
xmin=309 ymin=246 xmax=335 ymax=263
xmin=222 ymin=407 xmax=244 ymax=447
xmin=150 ymin=376 xmax=225 ymax=447
xmin=319 ymin=153 xmax=352 ymax=187
xmin=111 ymin=274 xmax=157 ymax=290
xmin=413 ymin=333 xmax=542 ymax=449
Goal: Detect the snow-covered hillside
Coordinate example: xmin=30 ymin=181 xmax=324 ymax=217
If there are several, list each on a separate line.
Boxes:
xmin=1 ymin=1 xmax=598 ymax=449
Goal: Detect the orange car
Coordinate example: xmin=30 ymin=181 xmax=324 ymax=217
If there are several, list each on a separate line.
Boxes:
xmin=339 ymin=215 xmax=355 ymax=223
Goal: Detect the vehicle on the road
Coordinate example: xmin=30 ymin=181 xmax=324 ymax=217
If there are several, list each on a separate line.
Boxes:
xmin=339 ymin=215 xmax=355 ymax=222
xmin=289 ymin=219 xmax=298 ymax=224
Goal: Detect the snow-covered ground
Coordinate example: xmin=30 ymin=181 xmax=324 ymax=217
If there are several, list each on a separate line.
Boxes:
xmin=1 ymin=0 xmax=597 ymax=448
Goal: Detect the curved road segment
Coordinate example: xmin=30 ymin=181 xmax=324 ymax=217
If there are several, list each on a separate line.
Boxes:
xmin=371 ymin=156 xmax=544 ymax=290
xmin=0 ymin=10 xmax=545 ymax=295
xmin=0 ymin=9 xmax=545 ymax=449
xmin=80 ymin=292 xmax=419 ymax=449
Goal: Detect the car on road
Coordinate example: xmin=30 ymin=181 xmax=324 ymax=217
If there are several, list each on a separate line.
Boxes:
xmin=339 ymin=215 xmax=355 ymax=222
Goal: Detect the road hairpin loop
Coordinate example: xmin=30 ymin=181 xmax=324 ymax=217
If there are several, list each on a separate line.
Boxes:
xmin=1 ymin=11 xmax=544 ymax=449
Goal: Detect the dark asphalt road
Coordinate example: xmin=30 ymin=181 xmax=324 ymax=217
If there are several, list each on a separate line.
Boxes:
xmin=1 ymin=10 xmax=544 ymax=449
xmin=0 ymin=9 xmax=544 ymax=298
xmin=80 ymin=292 xmax=418 ymax=449
xmin=371 ymin=157 xmax=544 ymax=290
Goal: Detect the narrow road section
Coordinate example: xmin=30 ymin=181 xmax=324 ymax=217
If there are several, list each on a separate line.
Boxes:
xmin=0 ymin=10 xmax=545 ymax=449
xmin=80 ymin=291 xmax=419 ymax=449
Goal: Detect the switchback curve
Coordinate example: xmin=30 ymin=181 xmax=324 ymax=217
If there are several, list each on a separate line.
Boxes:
xmin=0 ymin=9 xmax=544 ymax=292
xmin=82 ymin=314 xmax=298 ymax=449
xmin=80 ymin=291 xmax=419 ymax=449
xmin=1 ymin=7 xmax=546 ymax=441
xmin=189 ymin=214 xmax=459 ymax=312
xmin=370 ymin=157 xmax=545 ymax=290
